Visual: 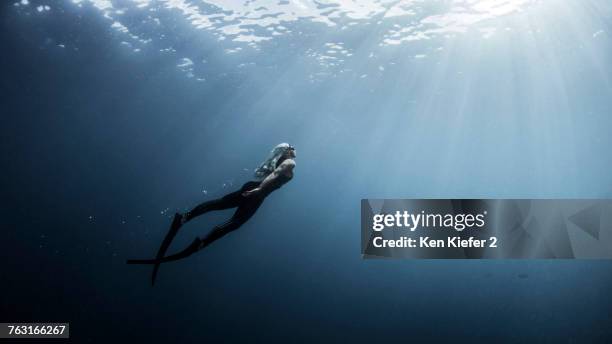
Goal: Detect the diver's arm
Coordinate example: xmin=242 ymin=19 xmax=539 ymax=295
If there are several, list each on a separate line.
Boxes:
xmin=244 ymin=159 xmax=295 ymax=196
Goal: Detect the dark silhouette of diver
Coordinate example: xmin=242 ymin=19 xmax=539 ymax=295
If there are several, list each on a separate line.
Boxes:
xmin=127 ymin=143 xmax=296 ymax=285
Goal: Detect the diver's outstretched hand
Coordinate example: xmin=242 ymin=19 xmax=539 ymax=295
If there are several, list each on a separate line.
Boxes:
xmin=242 ymin=188 xmax=261 ymax=198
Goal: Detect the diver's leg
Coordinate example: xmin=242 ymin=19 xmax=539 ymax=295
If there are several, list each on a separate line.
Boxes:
xmin=183 ymin=181 xmax=260 ymax=222
xmin=146 ymin=192 xmax=243 ymax=285
xmin=126 ymin=193 xmax=242 ymax=276
xmin=198 ymin=219 xmax=244 ymax=250
xmin=147 ymin=186 xmax=255 ymax=282
xmin=183 ymin=192 xmax=241 ymax=222
xmin=128 ymin=219 xmax=245 ymax=265
xmin=197 ymin=197 xmax=263 ymax=251
xmin=129 ymin=198 xmax=264 ymax=265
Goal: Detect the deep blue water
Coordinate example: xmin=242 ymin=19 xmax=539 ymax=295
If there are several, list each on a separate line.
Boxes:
xmin=1 ymin=0 xmax=612 ymax=342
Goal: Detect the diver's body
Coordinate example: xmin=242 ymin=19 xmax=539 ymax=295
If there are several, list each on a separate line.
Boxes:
xmin=183 ymin=157 xmax=294 ymax=251
xmin=127 ymin=143 xmax=296 ymax=285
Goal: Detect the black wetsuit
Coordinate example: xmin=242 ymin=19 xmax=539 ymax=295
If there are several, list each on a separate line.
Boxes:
xmin=184 ymin=179 xmax=283 ymax=249
xmin=127 ymin=173 xmax=292 ymax=271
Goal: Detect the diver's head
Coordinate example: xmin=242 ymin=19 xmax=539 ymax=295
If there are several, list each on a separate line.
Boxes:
xmin=270 ymin=143 xmax=295 ymax=160
xmin=253 ymin=143 xmax=296 ymax=180
xmin=274 ymin=143 xmax=296 ymax=165
xmin=284 ymin=145 xmax=296 ymax=159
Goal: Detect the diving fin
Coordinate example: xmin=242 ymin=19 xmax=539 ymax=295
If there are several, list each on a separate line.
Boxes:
xmin=126 ymin=213 xmax=184 ymax=285
xmin=150 ymin=213 xmax=184 ymax=285
xmin=126 ymin=237 xmax=202 ymax=265
xmin=126 ymin=258 xmax=158 ymax=264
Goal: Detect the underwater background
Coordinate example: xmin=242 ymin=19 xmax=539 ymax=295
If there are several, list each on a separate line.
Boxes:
xmin=1 ymin=0 xmax=612 ymax=342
